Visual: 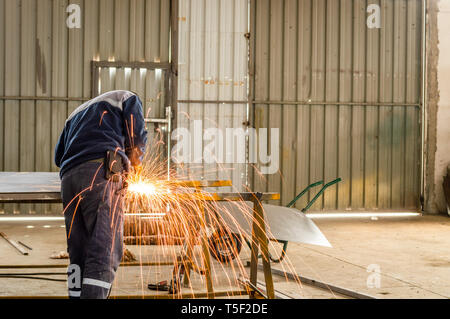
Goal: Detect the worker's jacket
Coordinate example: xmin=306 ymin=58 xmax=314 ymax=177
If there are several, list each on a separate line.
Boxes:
xmin=54 ymin=90 xmax=148 ymax=178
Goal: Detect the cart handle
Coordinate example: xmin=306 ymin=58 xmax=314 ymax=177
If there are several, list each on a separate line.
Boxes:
xmin=286 ymin=180 xmax=324 ymax=208
xmin=301 ymin=178 xmax=342 ymax=212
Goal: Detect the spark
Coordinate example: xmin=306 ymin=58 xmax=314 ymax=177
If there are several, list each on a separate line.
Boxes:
xmin=63 ymin=131 xmax=305 ymax=298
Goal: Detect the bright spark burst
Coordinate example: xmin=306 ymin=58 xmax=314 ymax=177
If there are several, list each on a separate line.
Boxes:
xmin=66 ymin=115 xmax=308 ymax=298
xmin=127 ymin=181 xmax=158 ymax=196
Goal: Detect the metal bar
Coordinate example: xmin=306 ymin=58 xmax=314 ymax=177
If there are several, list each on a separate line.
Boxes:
xmin=263 ymin=266 xmax=376 ymax=299
xmin=301 ymin=178 xmax=342 ymax=212
xmin=249 ymin=199 xmax=260 ymax=299
xmin=238 ymin=278 xmax=267 ymax=299
xmin=17 ymin=241 xmax=32 ymax=250
xmin=92 ymin=61 xmax=171 ymax=70
xmin=238 ymin=278 xmax=295 ymax=299
xmin=255 ymin=280 xmax=294 ymax=299
xmin=91 ymin=61 xmax=99 ymax=98
xmin=145 ymin=118 xmax=169 ymax=124
xmin=286 ymin=180 xmax=324 ymax=208
xmin=0 ymin=96 xmax=89 ymax=102
xmin=0 ymin=232 xmax=28 ymax=255
xmin=197 ymin=195 xmax=214 ymax=298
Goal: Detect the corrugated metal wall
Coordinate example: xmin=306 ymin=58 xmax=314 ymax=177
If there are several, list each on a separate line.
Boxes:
xmin=251 ymin=0 xmax=423 ymax=211
xmin=0 ymin=0 xmax=424 ymax=214
xmin=0 ymin=0 xmax=170 ymax=214
xmin=177 ymin=0 xmax=249 ymax=192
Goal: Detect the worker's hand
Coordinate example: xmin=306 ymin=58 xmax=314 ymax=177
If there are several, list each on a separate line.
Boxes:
xmin=126 ymin=147 xmax=143 ymax=167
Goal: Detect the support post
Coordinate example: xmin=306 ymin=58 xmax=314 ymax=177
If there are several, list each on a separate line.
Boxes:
xmin=249 ymin=193 xmax=275 ymax=299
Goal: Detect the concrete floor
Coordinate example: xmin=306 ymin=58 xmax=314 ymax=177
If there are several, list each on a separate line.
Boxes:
xmin=0 ymin=214 xmax=448 ymax=299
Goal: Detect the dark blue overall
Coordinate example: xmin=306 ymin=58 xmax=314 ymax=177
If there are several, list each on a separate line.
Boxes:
xmin=55 ymin=90 xmax=147 ymax=299
xmin=62 ymin=161 xmax=124 ymax=298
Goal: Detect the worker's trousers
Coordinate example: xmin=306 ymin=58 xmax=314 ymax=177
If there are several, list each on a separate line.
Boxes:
xmin=61 ymin=161 xmax=124 ymax=299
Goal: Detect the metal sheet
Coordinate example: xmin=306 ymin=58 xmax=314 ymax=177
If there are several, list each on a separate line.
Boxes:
xmin=217 ymin=202 xmax=331 ymax=247
xmin=251 ymin=0 xmax=423 ymax=211
xmin=0 ymin=173 xmax=60 ymax=203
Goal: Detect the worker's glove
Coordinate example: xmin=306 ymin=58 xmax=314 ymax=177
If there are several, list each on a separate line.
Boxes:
xmin=126 ymin=147 xmax=143 ymax=168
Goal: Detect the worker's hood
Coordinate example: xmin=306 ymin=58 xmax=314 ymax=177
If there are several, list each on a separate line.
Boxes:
xmin=216 ymin=202 xmax=331 ymax=248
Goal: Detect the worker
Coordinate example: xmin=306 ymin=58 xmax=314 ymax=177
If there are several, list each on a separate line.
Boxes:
xmin=54 ymin=90 xmax=147 ymax=299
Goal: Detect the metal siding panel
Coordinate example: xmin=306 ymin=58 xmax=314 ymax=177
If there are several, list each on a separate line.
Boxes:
xmin=160 ymin=0 xmax=170 ymax=62
xmin=129 ymin=0 xmax=145 ymax=62
xmin=115 ymin=0 xmax=130 ymax=62
xmin=177 ymin=0 xmax=190 ymax=177
xmin=350 ymin=0 xmax=366 ymax=209
xmin=253 ymin=0 xmax=270 ymax=194
xmin=99 ymin=0 xmax=114 ymax=59
xmin=176 ymin=0 xmax=248 ymax=191
xmin=294 ymin=0 xmax=312 ymax=210
xmin=378 ymin=0 xmax=394 ymax=209
xmin=99 ymin=0 xmax=114 ymax=93
xmin=203 ymin=0 xmax=219 ymax=182
xmin=35 ymin=0 xmax=53 ymax=214
xmin=50 ymin=0 xmax=69 ymax=214
xmin=337 ymin=0 xmax=352 ymax=210
xmin=323 ymin=0 xmax=339 ymax=209
xmin=267 ymin=0 xmax=283 ymax=206
xmin=217 ymin=0 xmax=233 ymax=191
xmin=68 ymin=0 xmax=84 ymax=116
xmin=83 ymin=0 xmax=99 ymax=97
xmin=188 ymin=0 xmax=204 ymax=178
xmin=392 ymin=0 xmax=407 ymax=208
xmin=404 ymin=0 xmax=421 ymax=208
xmin=51 ymin=0 xmax=69 ymax=173
xmin=232 ymin=0 xmax=248 ymax=191
xmin=364 ymin=0 xmax=380 ymax=209
xmin=309 ymin=0 xmax=326 ymax=210
xmin=4 ymin=0 xmax=21 ymax=214
xmin=112 ymin=0 xmax=129 ymax=98
xmin=146 ymin=0 xmax=161 ymax=62
xmin=251 ymin=0 xmax=422 ymax=211
xmin=20 ymin=0 xmax=37 ymax=214
xmin=281 ymin=0 xmax=297 ymax=207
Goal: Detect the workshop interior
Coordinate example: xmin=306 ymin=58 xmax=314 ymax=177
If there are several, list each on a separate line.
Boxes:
xmin=0 ymin=0 xmax=449 ymax=301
